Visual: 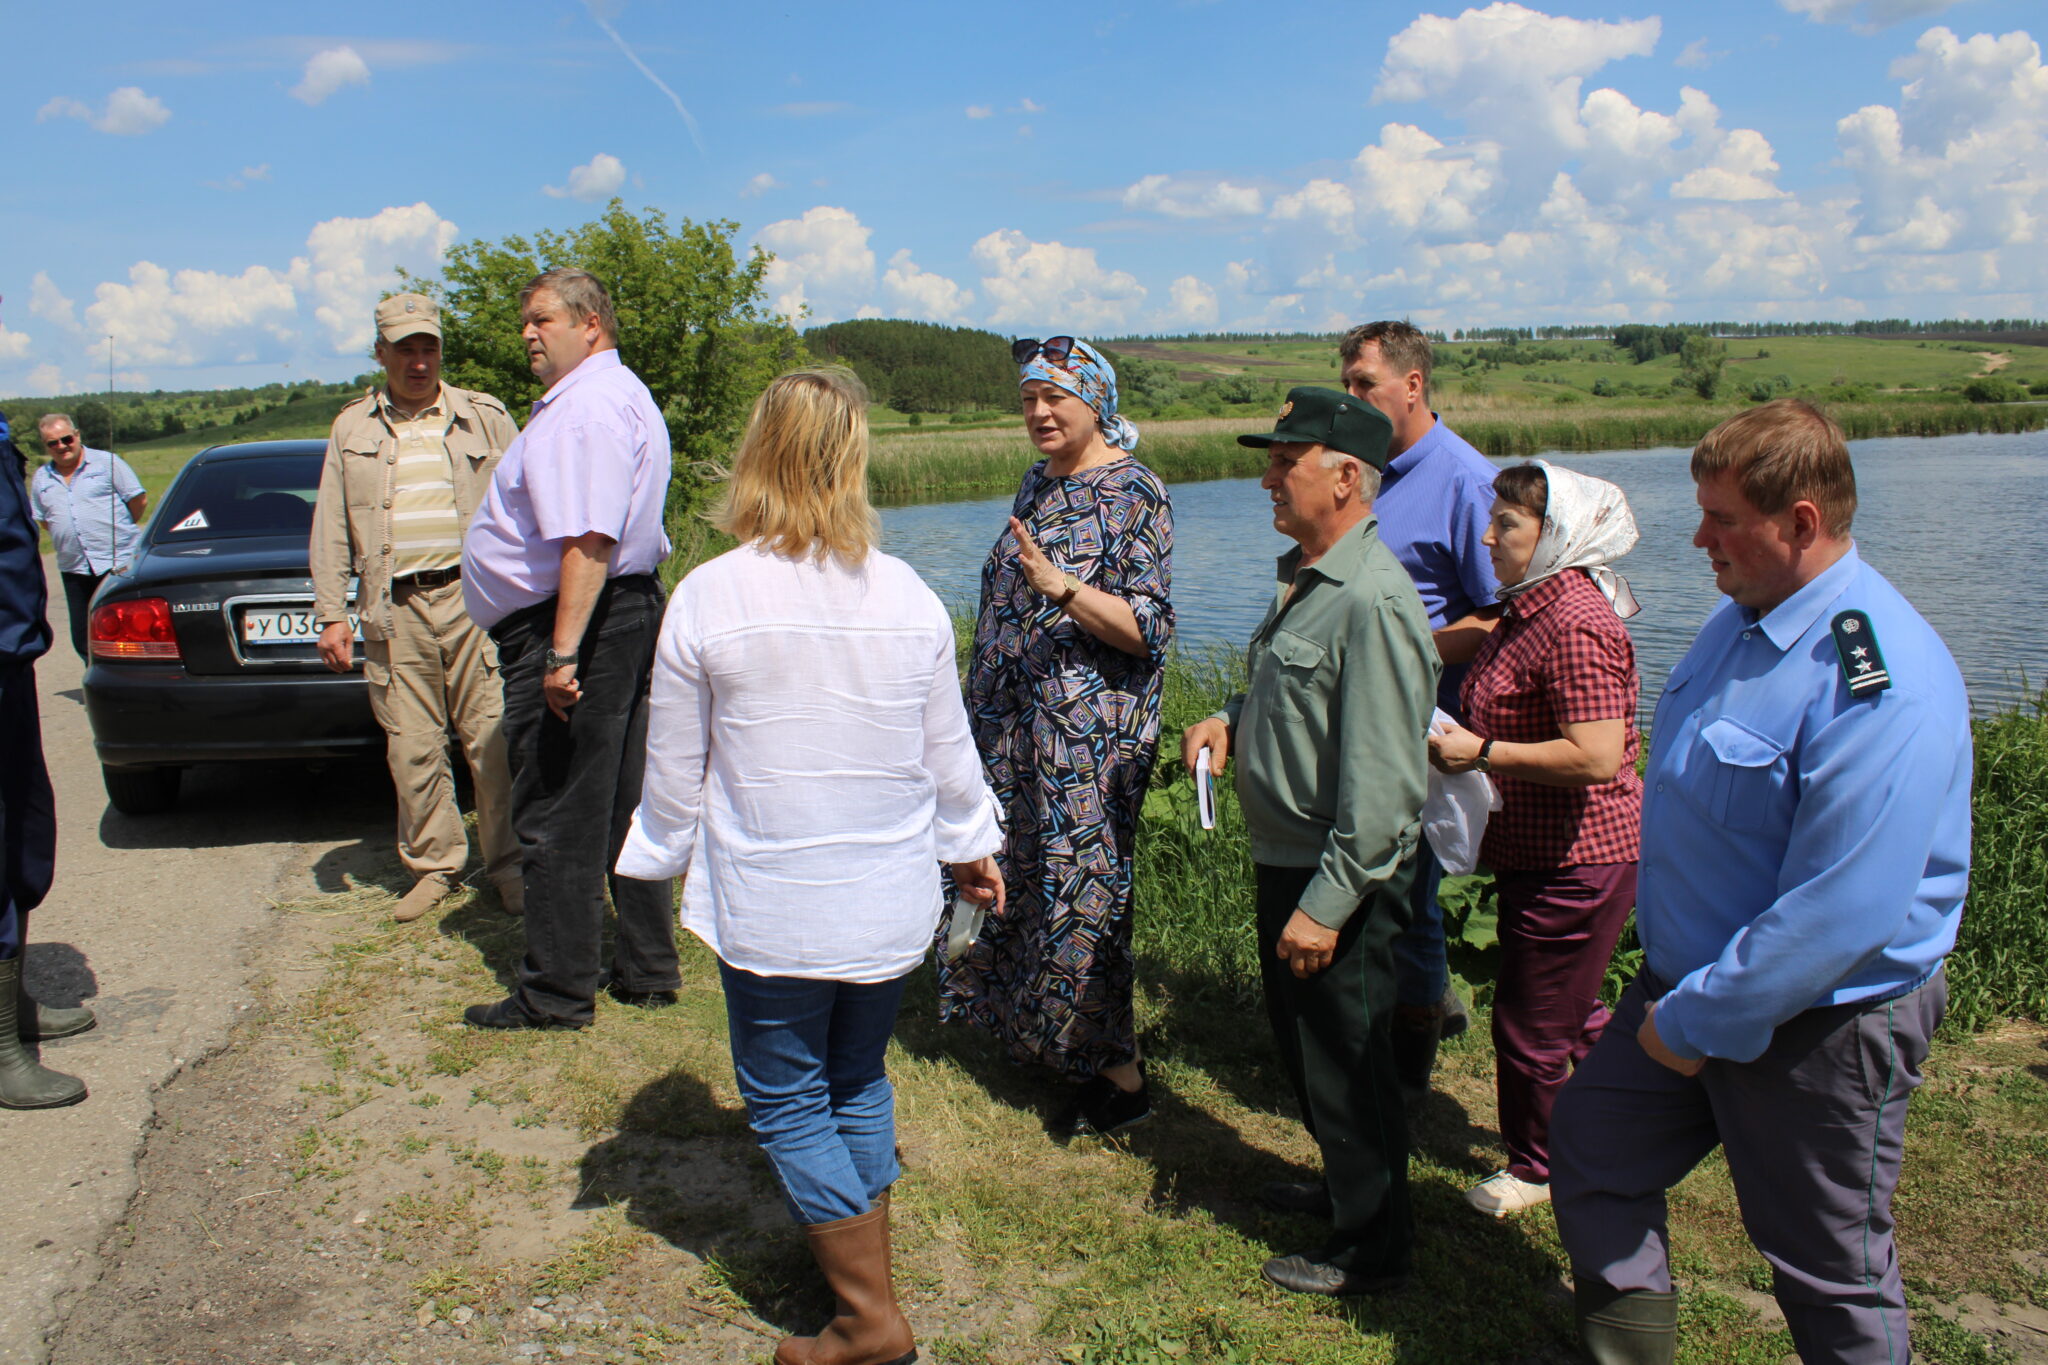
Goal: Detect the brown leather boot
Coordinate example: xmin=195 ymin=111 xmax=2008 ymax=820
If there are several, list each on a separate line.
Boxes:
xmin=774 ymin=1199 xmax=915 ymax=1365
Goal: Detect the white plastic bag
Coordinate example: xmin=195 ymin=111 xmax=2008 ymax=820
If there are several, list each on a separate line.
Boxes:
xmin=1422 ymin=708 xmax=1500 ymax=876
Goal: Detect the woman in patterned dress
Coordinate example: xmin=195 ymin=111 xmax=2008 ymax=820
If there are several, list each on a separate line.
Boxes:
xmin=935 ymin=336 xmax=1173 ymax=1136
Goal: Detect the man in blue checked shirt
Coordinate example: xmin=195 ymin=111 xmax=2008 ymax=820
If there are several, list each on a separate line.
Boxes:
xmin=1550 ymin=400 xmax=1971 ymax=1365
xmin=28 ymin=413 xmax=145 ymax=661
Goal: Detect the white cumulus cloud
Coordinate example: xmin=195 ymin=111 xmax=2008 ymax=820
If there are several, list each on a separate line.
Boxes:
xmin=965 ymin=105 xmax=993 ymax=119
xmin=1163 ymin=276 xmax=1220 ymax=328
xmin=30 ymin=272 xmax=77 ymax=330
xmin=1375 ymin=3 xmax=1660 ymax=158
xmin=37 ymin=86 xmax=171 ymax=135
xmin=881 ymin=251 xmax=975 ymax=323
xmin=84 ymin=262 xmax=300 ymax=368
xmin=544 ymin=153 xmax=628 ymax=201
xmin=756 ymin=206 xmax=878 ymax=321
xmin=26 ymin=364 xmax=71 ymax=395
xmin=294 ymin=203 xmax=461 ymax=354
xmin=740 ymin=172 xmax=783 ymax=198
xmin=1121 ymin=174 xmax=1265 ymax=219
xmin=290 ymin=46 xmax=371 ymax=105
xmin=1780 ymin=0 xmax=1967 ymax=29
xmin=971 ymin=230 xmax=1147 ymax=331
xmin=0 ymin=328 xmax=30 ymax=362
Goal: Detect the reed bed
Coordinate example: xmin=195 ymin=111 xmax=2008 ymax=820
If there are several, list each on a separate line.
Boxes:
xmin=866 ymin=400 xmax=2048 ymax=503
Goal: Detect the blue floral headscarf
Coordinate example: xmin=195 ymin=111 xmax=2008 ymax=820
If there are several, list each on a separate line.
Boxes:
xmin=1019 ymin=339 xmax=1141 ymax=452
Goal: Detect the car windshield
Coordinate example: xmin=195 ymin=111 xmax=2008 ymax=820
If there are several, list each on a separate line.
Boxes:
xmin=151 ymin=453 xmax=322 ymax=541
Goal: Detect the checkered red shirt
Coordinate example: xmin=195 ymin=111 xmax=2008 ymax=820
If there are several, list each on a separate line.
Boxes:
xmin=1461 ymin=569 xmax=1642 ymax=870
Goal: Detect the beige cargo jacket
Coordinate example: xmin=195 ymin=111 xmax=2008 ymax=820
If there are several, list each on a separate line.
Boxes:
xmin=309 ymin=385 xmax=520 ymax=641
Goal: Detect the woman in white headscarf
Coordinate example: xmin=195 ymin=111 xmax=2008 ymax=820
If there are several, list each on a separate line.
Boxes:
xmin=1427 ymin=461 xmax=1643 ymax=1221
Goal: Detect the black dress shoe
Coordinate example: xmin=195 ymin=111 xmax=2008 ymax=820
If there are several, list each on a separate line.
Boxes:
xmin=604 ymin=978 xmax=679 ymax=1009
xmin=1260 ymin=1181 xmax=1335 ymax=1217
xmin=463 ymin=997 xmax=586 ymax=1031
xmin=1261 ymin=1253 xmax=1409 ymax=1297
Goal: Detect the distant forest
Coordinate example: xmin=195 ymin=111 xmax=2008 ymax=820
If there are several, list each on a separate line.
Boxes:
xmin=803 ymin=320 xmax=1016 ymax=414
xmin=1106 ymin=317 xmax=2048 ymax=346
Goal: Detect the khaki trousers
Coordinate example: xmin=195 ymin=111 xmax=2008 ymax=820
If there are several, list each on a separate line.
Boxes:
xmin=363 ymin=578 xmax=517 ymax=890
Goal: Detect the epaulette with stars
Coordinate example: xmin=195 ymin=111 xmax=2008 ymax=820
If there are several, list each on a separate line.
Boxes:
xmin=1829 ymin=610 xmax=1891 ymax=699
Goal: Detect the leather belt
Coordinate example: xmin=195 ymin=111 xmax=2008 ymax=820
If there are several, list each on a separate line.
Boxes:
xmin=395 ymin=565 xmax=461 ymax=590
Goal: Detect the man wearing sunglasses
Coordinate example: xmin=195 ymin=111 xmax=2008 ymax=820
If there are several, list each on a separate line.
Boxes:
xmin=28 ymin=414 xmax=146 ymax=662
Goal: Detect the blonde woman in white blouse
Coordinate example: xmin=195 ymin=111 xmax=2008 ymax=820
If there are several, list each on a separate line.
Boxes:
xmin=616 ymin=367 xmax=1002 ymax=1365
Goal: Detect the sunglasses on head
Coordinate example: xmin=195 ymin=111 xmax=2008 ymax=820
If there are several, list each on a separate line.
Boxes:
xmin=1011 ymin=336 xmax=1078 ymax=367
xmin=43 ymin=434 xmax=77 ymax=449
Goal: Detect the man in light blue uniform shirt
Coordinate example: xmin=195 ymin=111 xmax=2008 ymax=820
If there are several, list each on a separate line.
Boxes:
xmin=1339 ymin=321 xmax=1502 ymax=1096
xmin=1551 ymin=400 xmax=1970 ymax=1365
xmin=28 ymin=413 xmax=145 ymax=661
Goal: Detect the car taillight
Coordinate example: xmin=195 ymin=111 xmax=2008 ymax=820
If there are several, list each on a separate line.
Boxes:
xmin=90 ymin=597 xmax=181 ymax=661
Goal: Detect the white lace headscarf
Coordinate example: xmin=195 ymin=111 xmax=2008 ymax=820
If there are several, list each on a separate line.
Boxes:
xmin=1496 ymin=461 xmax=1641 ymax=619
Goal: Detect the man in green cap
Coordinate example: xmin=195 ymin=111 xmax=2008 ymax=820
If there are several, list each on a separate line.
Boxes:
xmin=1181 ymin=386 xmax=1439 ymax=1295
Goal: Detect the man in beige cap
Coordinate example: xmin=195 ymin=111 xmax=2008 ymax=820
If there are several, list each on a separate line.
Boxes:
xmin=311 ymin=294 xmax=523 ymax=922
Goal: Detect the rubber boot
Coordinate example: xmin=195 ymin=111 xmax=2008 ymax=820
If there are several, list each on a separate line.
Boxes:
xmin=774 ymin=1201 xmax=916 ymax=1365
xmin=17 ymin=967 xmax=95 ymax=1041
xmin=1575 ymin=1278 xmax=1677 ymax=1365
xmin=0 ymin=958 xmax=87 ymax=1109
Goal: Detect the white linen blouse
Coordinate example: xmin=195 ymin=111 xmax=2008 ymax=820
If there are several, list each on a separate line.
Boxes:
xmin=615 ymin=541 xmax=1003 ymax=983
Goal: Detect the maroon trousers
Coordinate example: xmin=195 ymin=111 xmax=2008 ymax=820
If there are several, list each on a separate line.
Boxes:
xmin=1490 ymin=862 xmax=1636 ymax=1183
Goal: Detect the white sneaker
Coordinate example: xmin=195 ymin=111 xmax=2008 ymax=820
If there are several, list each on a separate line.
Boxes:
xmin=1466 ymin=1170 xmax=1551 ymax=1218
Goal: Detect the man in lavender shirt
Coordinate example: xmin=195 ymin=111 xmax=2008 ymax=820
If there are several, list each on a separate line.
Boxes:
xmin=460 ymin=268 xmax=680 ymax=1030
xmin=1339 ymin=321 xmax=1504 ymax=1104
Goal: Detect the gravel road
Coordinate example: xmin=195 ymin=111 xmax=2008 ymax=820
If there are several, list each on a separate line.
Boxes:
xmin=0 ymin=561 xmax=388 ymax=1364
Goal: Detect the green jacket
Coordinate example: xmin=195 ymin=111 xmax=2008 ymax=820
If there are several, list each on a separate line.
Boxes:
xmin=1218 ymin=514 xmax=1439 ymax=929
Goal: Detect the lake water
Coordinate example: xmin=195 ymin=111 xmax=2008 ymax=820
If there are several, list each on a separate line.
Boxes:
xmin=877 ymin=430 xmax=2048 ymax=717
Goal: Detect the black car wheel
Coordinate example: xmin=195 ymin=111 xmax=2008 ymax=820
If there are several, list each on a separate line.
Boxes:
xmin=102 ymin=764 xmax=182 ymax=816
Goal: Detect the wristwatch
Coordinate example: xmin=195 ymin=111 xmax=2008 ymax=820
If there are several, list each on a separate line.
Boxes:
xmin=544 ymin=647 xmax=579 ymax=673
xmin=1474 ymin=738 xmax=1496 ymax=774
xmin=1052 ymin=572 xmax=1083 ymax=608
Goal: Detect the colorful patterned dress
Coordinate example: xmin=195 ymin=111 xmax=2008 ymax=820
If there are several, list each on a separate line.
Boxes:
xmin=935 ymin=456 xmax=1173 ymax=1078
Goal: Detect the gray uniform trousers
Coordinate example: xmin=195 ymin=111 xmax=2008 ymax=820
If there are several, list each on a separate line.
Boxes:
xmin=1551 ymin=968 xmax=1944 ymax=1364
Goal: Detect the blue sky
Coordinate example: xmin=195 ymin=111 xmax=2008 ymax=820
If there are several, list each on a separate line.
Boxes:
xmin=3 ymin=0 xmax=2043 ymax=395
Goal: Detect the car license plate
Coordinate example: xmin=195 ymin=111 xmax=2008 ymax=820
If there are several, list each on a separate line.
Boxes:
xmin=242 ymin=608 xmax=362 ymax=644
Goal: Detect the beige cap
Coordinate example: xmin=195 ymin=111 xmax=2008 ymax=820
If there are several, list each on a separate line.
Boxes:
xmin=375 ymin=292 xmax=442 ymax=343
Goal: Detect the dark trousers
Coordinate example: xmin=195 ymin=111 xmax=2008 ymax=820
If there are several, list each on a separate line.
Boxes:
xmin=60 ymin=572 xmax=102 ymax=662
xmin=1 ymin=662 xmax=57 ymax=959
xmin=1552 ymin=969 xmax=1944 ymax=1363
xmin=493 ymin=575 xmax=679 ymax=1025
xmin=1390 ymin=840 xmax=1447 ymax=1008
xmin=1491 ymin=862 xmax=1636 ymax=1183
xmin=1255 ymin=861 xmax=1415 ymax=1277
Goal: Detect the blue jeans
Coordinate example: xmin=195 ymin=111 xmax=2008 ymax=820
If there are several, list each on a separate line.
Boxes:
xmin=1391 ymin=843 xmax=1448 ymax=1009
xmin=718 ymin=961 xmax=911 ymax=1225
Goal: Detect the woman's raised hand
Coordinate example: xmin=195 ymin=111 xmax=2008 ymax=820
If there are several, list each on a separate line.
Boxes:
xmin=1007 ymin=517 xmax=1066 ymax=599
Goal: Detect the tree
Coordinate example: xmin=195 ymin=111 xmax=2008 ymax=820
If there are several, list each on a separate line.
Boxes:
xmin=70 ymin=399 xmax=114 ymax=447
xmin=405 ymin=200 xmax=805 ymax=537
xmin=805 ymin=319 xmax=1014 ymax=412
xmin=1678 ymin=333 xmax=1726 ymax=399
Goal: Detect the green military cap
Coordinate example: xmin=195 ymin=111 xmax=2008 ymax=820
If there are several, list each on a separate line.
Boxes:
xmin=1237 ymin=386 xmax=1394 ymax=470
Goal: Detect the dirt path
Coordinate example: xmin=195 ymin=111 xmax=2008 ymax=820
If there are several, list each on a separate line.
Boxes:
xmin=1976 ymin=351 xmax=2013 ymax=374
xmin=0 ymin=560 xmax=391 ymax=1364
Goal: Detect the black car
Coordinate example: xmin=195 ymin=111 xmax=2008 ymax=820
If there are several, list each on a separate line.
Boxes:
xmin=83 ymin=438 xmax=379 ymax=814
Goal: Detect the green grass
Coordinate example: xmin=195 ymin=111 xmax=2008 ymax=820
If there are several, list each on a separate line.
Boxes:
xmin=1947 ymin=694 xmax=2048 ymax=1031
xmin=252 ymin=656 xmax=2043 ymax=1363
